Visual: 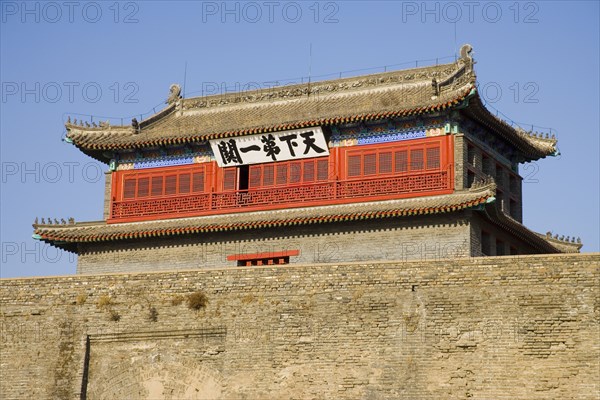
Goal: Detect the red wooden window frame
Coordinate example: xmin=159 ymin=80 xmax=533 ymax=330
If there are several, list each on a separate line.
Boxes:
xmin=227 ymin=250 xmax=299 ymax=266
xmin=109 ymin=136 xmax=454 ymax=223
xmin=248 ymin=158 xmax=329 ymax=189
xmin=113 ymin=163 xmax=212 ymax=202
xmin=341 ymin=136 xmax=450 ymax=180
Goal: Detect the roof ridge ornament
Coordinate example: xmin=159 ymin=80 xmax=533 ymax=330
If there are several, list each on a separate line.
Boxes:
xmin=166 ymin=83 xmax=182 ymax=105
xmin=460 ymin=44 xmax=473 ymax=63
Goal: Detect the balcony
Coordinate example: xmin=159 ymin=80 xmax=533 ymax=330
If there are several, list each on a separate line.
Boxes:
xmin=109 ymin=168 xmax=453 ymax=223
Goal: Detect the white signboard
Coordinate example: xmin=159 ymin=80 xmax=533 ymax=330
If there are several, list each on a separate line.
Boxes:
xmin=210 ymin=127 xmax=329 ymax=167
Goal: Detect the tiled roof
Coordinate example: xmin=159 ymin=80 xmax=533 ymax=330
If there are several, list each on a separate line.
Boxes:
xmin=33 ymin=183 xmax=496 ymax=252
xmin=65 ymin=45 xmax=556 ymax=163
xmin=534 ymin=232 xmax=583 ymax=253
xmin=482 ymin=204 xmax=568 ymax=254
xmin=463 ymin=95 xmax=557 ymax=162
xmin=66 ymin=60 xmax=473 ymax=151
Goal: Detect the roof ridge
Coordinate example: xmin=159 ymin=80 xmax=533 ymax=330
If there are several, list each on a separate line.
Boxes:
xmin=65 ymin=45 xmax=476 ymax=134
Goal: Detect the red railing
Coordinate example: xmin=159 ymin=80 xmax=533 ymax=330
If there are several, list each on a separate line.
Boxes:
xmin=109 ymin=168 xmax=452 ymax=223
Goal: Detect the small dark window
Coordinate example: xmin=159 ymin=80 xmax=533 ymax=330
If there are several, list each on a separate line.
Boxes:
xmin=467 ymin=145 xmax=476 ymax=166
xmin=495 ymin=165 xmax=504 ymax=186
xmin=238 ymin=256 xmax=290 ymax=267
xmin=467 ymin=171 xmax=475 ymax=188
xmin=496 ymin=239 xmax=505 ymax=256
xmin=482 ymin=155 xmax=493 ymax=176
xmin=481 ymin=231 xmax=492 ymax=256
xmin=510 ymin=199 xmax=519 ymax=219
xmin=509 ymin=174 xmax=519 ymax=193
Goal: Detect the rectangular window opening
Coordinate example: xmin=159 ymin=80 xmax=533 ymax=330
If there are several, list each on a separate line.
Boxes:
xmin=481 ymin=231 xmax=492 ymax=256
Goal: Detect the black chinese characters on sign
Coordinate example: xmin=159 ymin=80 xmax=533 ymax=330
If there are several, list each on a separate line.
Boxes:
xmin=210 ymin=128 xmax=329 ymax=167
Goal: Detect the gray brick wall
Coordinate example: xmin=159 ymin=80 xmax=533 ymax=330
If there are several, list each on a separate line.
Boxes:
xmin=77 ymin=214 xmax=472 ymax=274
xmin=1 ymin=253 xmax=598 ymax=399
xmin=103 ymin=172 xmax=112 ymax=221
xmin=454 ymin=133 xmax=468 ymax=190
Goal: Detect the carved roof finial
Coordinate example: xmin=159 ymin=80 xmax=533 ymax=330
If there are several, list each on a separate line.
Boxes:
xmin=166 ymin=84 xmax=182 ymax=105
xmin=460 ymin=44 xmax=473 ymax=63
xmin=68 ymin=217 xmax=75 ymax=224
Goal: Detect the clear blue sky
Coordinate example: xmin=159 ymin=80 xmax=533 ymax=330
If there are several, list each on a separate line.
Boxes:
xmin=1 ymin=1 xmax=598 ymax=277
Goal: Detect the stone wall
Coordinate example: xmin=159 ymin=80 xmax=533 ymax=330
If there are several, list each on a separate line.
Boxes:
xmin=76 ymin=214 xmax=472 ymax=274
xmin=102 ymin=171 xmax=111 ymax=221
xmin=1 ymin=253 xmax=598 ymax=399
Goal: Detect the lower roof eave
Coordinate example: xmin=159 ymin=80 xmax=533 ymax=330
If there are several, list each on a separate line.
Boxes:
xmin=481 ymin=204 xmax=563 ymax=254
xmin=33 ymin=185 xmax=496 ymax=252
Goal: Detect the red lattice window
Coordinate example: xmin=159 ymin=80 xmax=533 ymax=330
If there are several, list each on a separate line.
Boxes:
xmin=263 ymin=165 xmax=274 ymax=186
xmin=379 ymin=152 xmax=392 ymax=174
xmin=345 ymin=138 xmax=446 ymax=179
xmin=117 ymin=164 xmax=209 ymax=202
xmin=303 ymin=161 xmax=315 ymax=182
xmin=151 ymin=176 xmax=163 ymax=196
xmin=395 ymin=150 xmax=408 ymax=173
xmin=364 ymin=153 xmax=377 ymax=175
xmin=179 ymin=174 xmax=190 ymax=194
xmin=426 ymin=147 xmax=440 ymax=169
xmin=276 ymin=164 xmax=288 ymax=185
xmin=165 ymin=175 xmax=177 ymax=195
xmin=248 ymin=158 xmax=329 ymax=190
xmin=290 ymin=161 xmax=302 ymax=184
xmin=192 ymin=172 xmax=204 ymax=192
xmin=317 ymin=159 xmax=329 ymax=181
xmin=123 ymin=178 xmax=136 ymax=199
xmin=137 ymin=177 xmax=149 ymax=198
xmin=410 ymin=149 xmax=424 ymax=171
xmin=348 ymin=155 xmax=361 ymax=177
xmin=223 ymin=168 xmax=236 ymax=191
